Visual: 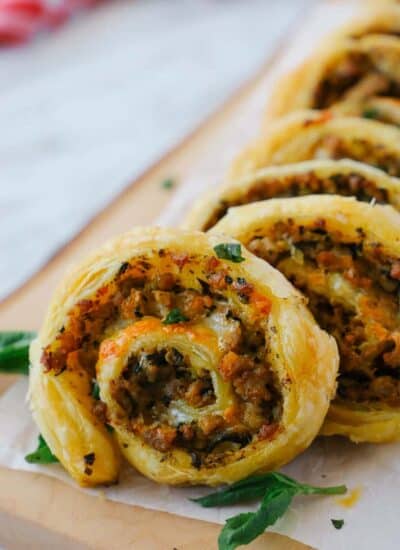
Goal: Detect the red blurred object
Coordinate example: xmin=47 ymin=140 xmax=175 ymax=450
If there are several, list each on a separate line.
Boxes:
xmin=0 ymin=0 xmax=101 ymax=45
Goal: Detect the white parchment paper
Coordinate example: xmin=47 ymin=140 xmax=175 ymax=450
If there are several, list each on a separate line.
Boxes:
xmin=1 ymin=378 xmax=399 ymax=550
xmin=2 ymin=2 xmax=397 ymax=549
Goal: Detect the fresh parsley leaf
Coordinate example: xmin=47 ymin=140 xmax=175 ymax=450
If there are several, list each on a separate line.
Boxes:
xmin=192 ymin=472 xmax=347 ymax=550
xmin=162 ymin=308 xmax=188 ymax=325
xmin=213 ymin=243 xmax=245 ymax=263
xmin=161 ymin=178 xmax=175 ymax=190
xmin=25 ymin=435 xmax=59 ymax=464
xmin=192 ymin=474 xmax=278 ymax=507
xmin=219 ymin=488 xmax=295 ymax=550
xmin=331 ymin=519 xmax=344 ymax=530
xmin=362 ymin=108 xmax=379 ymax=120
xmin=91 ymin=380 xmax=100 ymax=400
xmin=192 ymin=472 xmax=346 ymax=507
xmin=269 ymin=472 xmax=347 ymax=496
xmin=0 ymin=331 xmax=36 ymax=375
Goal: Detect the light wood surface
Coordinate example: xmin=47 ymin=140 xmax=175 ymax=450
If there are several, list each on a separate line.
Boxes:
xmin=0 ymin=3 xmax=339 ymax=548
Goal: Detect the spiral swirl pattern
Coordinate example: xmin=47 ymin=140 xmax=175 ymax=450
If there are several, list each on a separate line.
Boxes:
xmin=29 ymin=228 xmax=338 ymax=486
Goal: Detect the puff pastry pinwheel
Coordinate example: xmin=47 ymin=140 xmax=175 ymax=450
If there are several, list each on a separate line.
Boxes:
xmin=231 ymin=110 xmax=400 ymax=180
xmin=267 ymin=35 xmax=400 ymax=125
xmin=212 ymin=195 xmax=400 ymax=443
xmin=29 ymin=227 xmax=338 ymax=486
xmin=338 ymin=5 xmax=400 ymax=40
xmin=184 ymin=159 xmax=400 ymax=232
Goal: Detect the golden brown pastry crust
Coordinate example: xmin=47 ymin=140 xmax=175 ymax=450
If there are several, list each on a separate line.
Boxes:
xmin=212 ymin=195 xmax=400 ymax=443
xmin=29 ymin=227 xmax=338 ymax=486
xmin=336 ymin=5 xmax=400 ymax=39
xmin=183 ymin=159 xmax=400 ymax=232
xmin=266 ymin=35 xmax=400 ymax=124
xmin=231 ymin=110 xmax=400 ymax=181
xmin=331 ymin=96 xmax=400 ymax=126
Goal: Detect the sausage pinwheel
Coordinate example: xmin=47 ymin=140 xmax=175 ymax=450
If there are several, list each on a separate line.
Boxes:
xmin=231 ymin=110 xmax=400 ymax=180
xmin=339 ymin=5 xmax=400 ymax=39
xmin=184 ymin=159 xmax=400 ymax=232
xmin=267 ymin=35 xmax=400 ymax=124
xmin=213 ymin=196 xmax=400 ymax=442
xmin=29 ymin=228 xmax=338 ymax=486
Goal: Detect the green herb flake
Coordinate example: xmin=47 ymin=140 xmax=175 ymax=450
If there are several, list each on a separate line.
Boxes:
xmin=91 ymin=380 xmax=100 ymax=400
xmin=25 ymin=435 xmax=59 ymax=464
xmin=0 ymin=331 xmax=36 ymax=375
xmin=362 ymin=108 xmax=379 ymax=120
xmin=192 ymin=472 xmax=347 ymax=550
xmin=219 ymin=488 xmax=294 ymax=550
xmin=213 ymin=243 xmax=245 ymax=263
xmin=161 ymin=178 xmax=175 ymax=190
xmin=331 ymin=519 xmax=344 ymax=530
xmin=162 ymin=308 xmax=188 ymax=325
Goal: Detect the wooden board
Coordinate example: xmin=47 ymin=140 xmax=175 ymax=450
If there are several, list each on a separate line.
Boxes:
xmin=0 ymin=2 xmax=346 ymax=547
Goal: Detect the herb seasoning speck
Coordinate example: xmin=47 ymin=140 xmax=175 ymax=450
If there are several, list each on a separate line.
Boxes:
xmin=362 ymin=108 xmax=379 ymax=120
xmin=213 ymin=243 xmax=245 ymax=263
xmin=84 ymin=452 xmax=96 ymax=465
xmin=331 ymin=519 xmax=344 ymax=530
xmin=163 ymin=308 xmax=188 ymax=325
xmin=161 ymin=178 xmax=175 ymax=190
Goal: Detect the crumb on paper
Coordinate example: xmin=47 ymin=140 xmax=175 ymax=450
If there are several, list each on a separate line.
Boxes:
xmin=161 ymin=178 xmax=175 ymax=190
xmin=336 ymin=487 xmax=362 ymax=508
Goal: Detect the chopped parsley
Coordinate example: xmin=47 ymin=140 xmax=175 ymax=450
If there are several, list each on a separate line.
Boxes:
xmin=213 ymin=243 xmax=245 ymax=263
xmin=362 ymin=108 xmax=379 ymax=120
xmin=91 ymin=380 xmax=100 ymax=400
xmin=161 ymin=178 xmax=175 ymax=190
xmin=331 ymin=519 xmax=344 ymax=530
xmin=25 ymin=434 xmax=59 ymax=464
xmin=163 ymin=308 xmax=188 ymax=325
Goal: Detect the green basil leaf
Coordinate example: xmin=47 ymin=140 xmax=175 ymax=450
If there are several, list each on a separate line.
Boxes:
xmin=162 ymin=308 xmax=188 ymax=325
xmin=218 ymin=513 xmax=254 ymax=549
xmin=270 ymin=472 xmax=347 ymax=496
xmin=192 ymin=484 xmax=267 ymax=508
xmin=0 ymin=331 xmax=36 ymax=375
xmin=218 ymin=488 xmax=295 ymax=550
xmin=25 ymin=435 xmax=59 ymax=464
xmin=192 ymin=472 xmax=346 ymax=507
xmin=194 ymin=473 xmax=347 ymax=549
xmin=213 ymin=243 xmax=245 ymax=263
xmin=192 ymin=474 xmax=278 ymax=507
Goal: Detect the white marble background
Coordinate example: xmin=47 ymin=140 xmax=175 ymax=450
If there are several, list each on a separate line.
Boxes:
xmin=0 ymin=0 xmax=311 ymax=299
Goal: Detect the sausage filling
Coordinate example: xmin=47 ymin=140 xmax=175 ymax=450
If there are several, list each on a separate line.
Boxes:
xmin=309 ymin=135 xmax=400 ymax=177
xmin=350 ymin=29 xmax=400 ymax=40
xmin=41 ymin=250 xmax=282 ymax=467
xmin=313 ymin=52 xmax=400 ymax=110
xmin=204 ymin=171 xmax=390 ymax=231
xmin=249 ymin=221 xmax=400 ymax=406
